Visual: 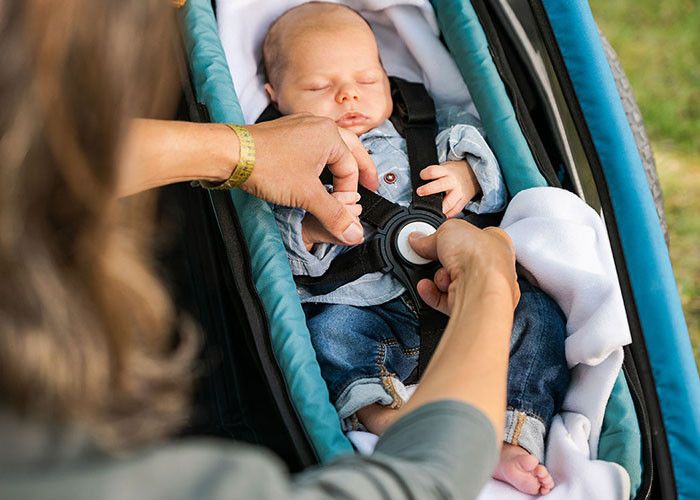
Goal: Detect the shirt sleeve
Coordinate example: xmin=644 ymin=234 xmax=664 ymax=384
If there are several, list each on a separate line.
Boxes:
xmin=435 ymin=125 xmax=507 ymax=214
xmin=293 ymin=400 xmax=499 ymax=500
xmin=269 ymin=203 xmax=345 ymax=277
xmin=2 ymin=402 xmax=498 ymax=500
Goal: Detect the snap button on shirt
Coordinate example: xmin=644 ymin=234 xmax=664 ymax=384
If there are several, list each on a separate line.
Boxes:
xmin=383 ymin=172 xmax=397 ymax=184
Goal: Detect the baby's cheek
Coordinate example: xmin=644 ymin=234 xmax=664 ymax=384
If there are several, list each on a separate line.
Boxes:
xmin=282 ymin=99 xmax=333 ymax=120
xmin=277 ymin=98 xmax=307 ymax=115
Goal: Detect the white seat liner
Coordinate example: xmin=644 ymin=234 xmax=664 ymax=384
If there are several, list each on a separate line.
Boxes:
xmin=217 ymin=0 xmax=476 ymax=123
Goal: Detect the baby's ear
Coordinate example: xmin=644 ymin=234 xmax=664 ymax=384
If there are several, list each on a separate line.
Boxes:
xmin=264 ymin=83 xmax=277 ymax=103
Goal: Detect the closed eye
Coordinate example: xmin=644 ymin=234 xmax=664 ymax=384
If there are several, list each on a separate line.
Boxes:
xmin=305 ymin=84 xmax=330 ymax=92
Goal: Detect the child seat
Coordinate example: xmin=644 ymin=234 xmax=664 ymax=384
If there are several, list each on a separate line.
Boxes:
xmin=165 ymin=0 xmax=700 ymax=498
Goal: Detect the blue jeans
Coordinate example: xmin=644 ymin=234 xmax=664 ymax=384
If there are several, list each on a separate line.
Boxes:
xmin=303 ymin=278 xmax=569 ymax=461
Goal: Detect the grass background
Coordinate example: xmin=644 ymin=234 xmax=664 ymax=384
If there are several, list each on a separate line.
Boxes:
xmin=588 ymin=0 xmax=700 ymax=366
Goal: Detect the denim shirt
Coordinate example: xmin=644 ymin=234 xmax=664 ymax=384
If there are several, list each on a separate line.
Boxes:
xmin=271 ymin=107 xmax=507 ymax=307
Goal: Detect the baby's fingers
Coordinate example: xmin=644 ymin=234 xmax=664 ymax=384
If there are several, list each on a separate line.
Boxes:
xmin=419 ymin=164 xmax=447 ymax=181
xmin=442 ymin=190 xmax=467 ymax=218
xmin=417 ymin=177 xmax=453 ymax=197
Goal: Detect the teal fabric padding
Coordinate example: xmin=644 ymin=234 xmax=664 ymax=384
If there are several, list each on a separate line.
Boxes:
xmin=432 ymin=0 xmax=644 ymax=489
xmin=599 ymin=373 xmax=642 ymax=498
xmin=542 ymin=1 xmax=700 ymax=498
xmin=430 ymin=0 xmax=548 ymax=195
xmin=182 ymin=0 xmax=353 ymax=462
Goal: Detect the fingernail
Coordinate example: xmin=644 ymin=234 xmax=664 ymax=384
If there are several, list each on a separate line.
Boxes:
xmin=343 ymin=223 xmax=364 ymax=243
xmin=409 ymin=231 xmax=427 ymax=241
xmin=354 ymin=193 xmax=361 ymax=202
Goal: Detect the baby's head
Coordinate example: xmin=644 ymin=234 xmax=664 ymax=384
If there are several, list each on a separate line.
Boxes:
xmin=263 ymin=2 xmax=392 ymax=135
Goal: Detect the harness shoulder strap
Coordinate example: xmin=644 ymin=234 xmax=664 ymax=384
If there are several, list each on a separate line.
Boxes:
xmin=389 ymin=77 xmax=443 ymax=217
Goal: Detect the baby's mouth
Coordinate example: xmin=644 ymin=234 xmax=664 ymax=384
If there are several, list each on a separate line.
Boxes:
xmin=336 ymin=112 xmax=368 ymax=127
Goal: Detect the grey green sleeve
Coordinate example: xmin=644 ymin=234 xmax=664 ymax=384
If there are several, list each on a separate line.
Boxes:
xmin=1 ymin=401 xmax=498 ymax=500
xmin=293 ymin=400 xmax=499 ymax=499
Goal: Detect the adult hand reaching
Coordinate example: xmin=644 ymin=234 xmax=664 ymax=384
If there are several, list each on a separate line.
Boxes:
xmin=408 ymin=220 xmax=520 ymax=315
xmin=244 ymin=114 xmax=378 ymax=245
xmin=395 ymin=219 xmax=520 ymax=439
xmin=121 ymin=114 xmax=378 ymax=246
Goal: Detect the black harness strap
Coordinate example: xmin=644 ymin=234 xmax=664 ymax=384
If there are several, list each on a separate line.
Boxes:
xmin=390 ymin=79 xmax=444 ymax=216
xmin=356 ymin=186 xmax=405 ymax=228
xmin=293 ymin=238 xmax=385 ymax=296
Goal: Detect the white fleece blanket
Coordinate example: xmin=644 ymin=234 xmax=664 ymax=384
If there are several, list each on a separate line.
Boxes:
xmin=481 ymin=187 xmax=632 ymax=498
xmin=217 ymin=0 xmax=477 ymax=123
xmin=350 ymin=188 xmax=633 ymax=499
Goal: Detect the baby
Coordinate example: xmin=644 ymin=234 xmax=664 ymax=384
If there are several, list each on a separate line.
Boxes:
xmin=263 ymin=3 xmax=568 ymax=495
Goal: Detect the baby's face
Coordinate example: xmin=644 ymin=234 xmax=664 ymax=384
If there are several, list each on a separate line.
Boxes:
xmin=266 ymin=25 xmax=392 ymax=136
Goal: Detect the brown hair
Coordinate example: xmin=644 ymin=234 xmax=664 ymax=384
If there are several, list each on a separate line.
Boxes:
xmin=0 ymin=0 xmax=195 ymax=450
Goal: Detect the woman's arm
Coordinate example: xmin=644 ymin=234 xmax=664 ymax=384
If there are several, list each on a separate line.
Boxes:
xmin=119 ymin=119 xmax=238 ymax=196
xmin=119 ymin=115 xmax=378 ymax=245
xmin=401 ymin=221 xmax=519 ymax=440
xmin=1 ymin=220 xmax=517 ymax=500
xmin=293 ymin=220 xmax=518 ymax=499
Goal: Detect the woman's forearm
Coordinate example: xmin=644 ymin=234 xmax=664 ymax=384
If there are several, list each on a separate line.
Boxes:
xmin=118 ymin=119 xmax=238 ymax=197
xmin=394 ymin=223 xmax=519 ymax=444
xmin=400 ymin=275 xmax=513 ymax=442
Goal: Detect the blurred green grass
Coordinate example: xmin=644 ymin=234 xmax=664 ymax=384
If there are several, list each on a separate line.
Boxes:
xmin=589 ymin=0 xmax=700 ymax=366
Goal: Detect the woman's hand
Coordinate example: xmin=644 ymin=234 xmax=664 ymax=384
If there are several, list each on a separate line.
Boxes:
xmin=408 ymin=220 xmax=520 ymax=315
xmin=390 ymin=220 xmax=519 ymax=441
xmin=244 ymin=114 xmax=378 ymax=245
xmin=120 ymin=115 xmax=378 ymax=247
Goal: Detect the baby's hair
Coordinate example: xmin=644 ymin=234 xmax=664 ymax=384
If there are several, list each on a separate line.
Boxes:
xmin=262 ymin=2 xmax=374 ymax=88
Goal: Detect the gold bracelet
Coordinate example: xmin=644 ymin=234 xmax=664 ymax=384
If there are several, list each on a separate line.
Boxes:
xmin=202 ymin=124 xmax=256 ymax=190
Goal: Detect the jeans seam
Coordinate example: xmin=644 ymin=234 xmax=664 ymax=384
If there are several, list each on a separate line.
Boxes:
xmin=511 ymin=411 xmax=527 ymax=445
xmin=506 ymin=406 xmax=546 ymax=426
xmin=375 ymin=340 xmax=415 ymax=409
xmin=380 ymin=338 xmax=420 ymax=356
xmin=510 ymin=293 xmax=546 ymax=410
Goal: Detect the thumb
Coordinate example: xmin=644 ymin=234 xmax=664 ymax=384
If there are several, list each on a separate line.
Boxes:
xmin=408 ymin=231 xmax=438 ymax=261
xmin=305 ymin=184 xmax=364 ymax=245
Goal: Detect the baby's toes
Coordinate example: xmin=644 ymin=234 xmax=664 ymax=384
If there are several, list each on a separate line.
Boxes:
xmin=534 ymin=465 xmax=555 ymax=493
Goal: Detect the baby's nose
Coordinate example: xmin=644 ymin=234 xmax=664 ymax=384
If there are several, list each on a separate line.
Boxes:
xmin=336 ymin=85 xmax=360 ymax=103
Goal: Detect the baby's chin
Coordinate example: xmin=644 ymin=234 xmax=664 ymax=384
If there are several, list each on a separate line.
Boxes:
xmin=344 ymin=124 xmax=374 ymax=136
xmin=343 ymin=118 xmax=384 ymax=136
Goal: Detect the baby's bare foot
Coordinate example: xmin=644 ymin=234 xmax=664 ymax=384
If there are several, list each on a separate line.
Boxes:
xmin=493 ymin=443 xmax=554 ymax=495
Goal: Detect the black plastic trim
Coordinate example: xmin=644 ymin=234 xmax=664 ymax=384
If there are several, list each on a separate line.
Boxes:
xmin=174 ymin=15 xmax=318 ymax=468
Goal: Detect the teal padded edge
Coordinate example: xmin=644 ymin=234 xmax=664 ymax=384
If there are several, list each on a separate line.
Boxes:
xmin=599 ymin=372 xmax=642 ymax=497
xmin=430 ymin=0 xmax=548 ymax=195
xmin=182 ymin=0 xmax=353 ymax=462
xmin=541 ymin=1 xmax=700 ymax=498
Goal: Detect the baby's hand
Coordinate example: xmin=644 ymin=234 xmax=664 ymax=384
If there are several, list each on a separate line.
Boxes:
xmin=416 ymin=160 xmax=481 ymax=218
xmin=301 ymin=191 xmax=363 ymax=251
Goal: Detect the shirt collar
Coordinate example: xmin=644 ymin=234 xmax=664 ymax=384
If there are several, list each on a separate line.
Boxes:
xmin=359 ymin=120 xmax=399 ymax=140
